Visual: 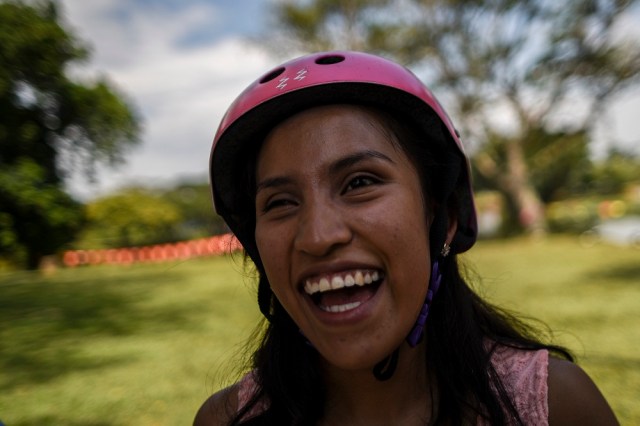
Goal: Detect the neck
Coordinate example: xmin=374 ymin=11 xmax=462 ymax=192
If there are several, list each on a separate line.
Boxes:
xmin=320 ymin=341 xmax=435 ymax=426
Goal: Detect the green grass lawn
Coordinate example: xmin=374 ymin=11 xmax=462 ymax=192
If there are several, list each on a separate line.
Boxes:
xmin=1 ymin=236 xmax=638 ymax=425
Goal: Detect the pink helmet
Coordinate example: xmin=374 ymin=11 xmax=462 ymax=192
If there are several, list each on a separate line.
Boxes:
xmin=210 ymin=51 xmax=477 ymax=254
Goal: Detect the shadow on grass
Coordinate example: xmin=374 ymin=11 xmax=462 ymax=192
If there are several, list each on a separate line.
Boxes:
xmin=0 ymin=345 xmax=132 ymax=391
xmin=0 ymin=266 xmax=204 ymax=391
xmin=10 ymin=416 xmax=112 ymax=426
xmin=584 ymin=260 xmax=640 ymax=283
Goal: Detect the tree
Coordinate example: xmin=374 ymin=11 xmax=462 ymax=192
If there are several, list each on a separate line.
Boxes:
xmin=75 ymin=188 xmax=182 ymax=249
xmin=161 ymin=181 xmax=229 ymax=238
xmin=0 ymin=158 xmax=83 ymax=266
xmin=590 ymin=148 xmax=640 ymax=195
xmin=269 ymin=0 xmax=640 ymax=234
xmin=75 ymin=182 xmax=230 ymax=250
xmin=73 ymin=182 xmax=229 ymax=250
xmin=473 ymin=128 xmax=594 ymax=232
xmin=0 ymin=1 xmax=140 ymax=268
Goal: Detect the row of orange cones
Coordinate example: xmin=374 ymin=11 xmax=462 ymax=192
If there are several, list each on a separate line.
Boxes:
xmin=62 ymin=233 xmax=242 ymax=267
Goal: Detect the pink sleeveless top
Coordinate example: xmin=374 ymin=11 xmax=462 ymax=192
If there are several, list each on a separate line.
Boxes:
xmin=237 ymin=347 xmax=549 ymax=424
xmin=480 ymin=346 xmax=549 ymax=425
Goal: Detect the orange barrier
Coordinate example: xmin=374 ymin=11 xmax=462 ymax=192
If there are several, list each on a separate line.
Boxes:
xmin=62 ymin=234 xmax=242 ymax=267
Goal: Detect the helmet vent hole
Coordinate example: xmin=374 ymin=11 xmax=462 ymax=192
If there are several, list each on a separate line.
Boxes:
xmin=259 ymin=67 xmax=285 ymax=84
xmin=315 ymin=55 xmax=345 ymax=65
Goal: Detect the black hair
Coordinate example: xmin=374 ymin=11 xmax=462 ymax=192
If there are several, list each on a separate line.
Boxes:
xmin=224 ymin=105 xmax=573 ymax=425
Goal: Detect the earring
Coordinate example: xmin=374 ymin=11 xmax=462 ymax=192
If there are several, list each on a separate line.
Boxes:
xmin=441 ymin=243 xmax=451 ymax=257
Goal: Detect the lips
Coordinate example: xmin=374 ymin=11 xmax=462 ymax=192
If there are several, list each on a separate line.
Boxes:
xmin=303 ymin=269 xmax=384 ymax=313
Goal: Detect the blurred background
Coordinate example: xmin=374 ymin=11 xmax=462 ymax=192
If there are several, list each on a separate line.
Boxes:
xmin=1 ymin=0 xmax=639 ymax=424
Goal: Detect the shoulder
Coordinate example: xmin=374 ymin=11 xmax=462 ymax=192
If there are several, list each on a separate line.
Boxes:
xmin=547 ymin=357 xmax=619 ymax=425
xmin=193 ymin=383 xmax=239 ymax=426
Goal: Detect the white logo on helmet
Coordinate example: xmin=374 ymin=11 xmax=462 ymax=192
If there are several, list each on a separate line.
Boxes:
xmin=294 ymin=68 xmax=307 ymax=81
xmin=276 ymin=77 xmax=289 ymax=90
xmin=276 ymin=68 xmax=307 ymax=90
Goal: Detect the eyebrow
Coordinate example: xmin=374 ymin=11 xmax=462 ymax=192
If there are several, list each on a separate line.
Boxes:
xmin=328 ymin=150 xmax=394 ymax=176
xmin=256 ymin=149 xmax=394 ymax=193
xmin=256 ymin=176 xmax=295 ymax=193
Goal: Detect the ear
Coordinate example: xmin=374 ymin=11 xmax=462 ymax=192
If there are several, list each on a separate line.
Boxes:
xmin=445 ymin=216 xmax=458 ymax=246
xmin=428 ymin=206 xmax=457 ymax=257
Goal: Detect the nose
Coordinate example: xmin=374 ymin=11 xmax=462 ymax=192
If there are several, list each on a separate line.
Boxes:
xmin=294 ymin=202 xmax=352 ymax=257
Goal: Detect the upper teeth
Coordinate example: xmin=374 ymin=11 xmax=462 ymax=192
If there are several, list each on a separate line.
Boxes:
xmin=304 ymin=270 xmax=380 ymax=295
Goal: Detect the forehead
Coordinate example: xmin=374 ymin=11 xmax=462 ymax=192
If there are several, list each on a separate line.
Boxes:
xmin=256 ymin=104 xmax=404 ymax=175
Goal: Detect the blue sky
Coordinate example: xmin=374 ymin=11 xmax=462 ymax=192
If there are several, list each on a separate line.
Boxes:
xmin=59 ymin=0 xmax=640 ymax=200
xmin=104 ymin=0 xmax=267 ymax=46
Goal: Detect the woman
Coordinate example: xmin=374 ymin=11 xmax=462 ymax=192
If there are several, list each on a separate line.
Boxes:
xmin=195 ymin=51 xmax=617 ymax=425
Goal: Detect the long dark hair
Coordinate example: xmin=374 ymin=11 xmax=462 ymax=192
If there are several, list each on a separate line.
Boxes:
xmin=226 ymin=105 xmax=573 ymax=425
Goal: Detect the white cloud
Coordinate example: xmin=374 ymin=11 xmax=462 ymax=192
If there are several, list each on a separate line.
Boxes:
xmin=593 ymin=86 xmax=640 ymax=158
xmin=59 ymin=0 xmax=277 ymax=199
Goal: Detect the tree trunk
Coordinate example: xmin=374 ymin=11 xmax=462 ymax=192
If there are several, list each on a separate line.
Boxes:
xmin=502 ymin=140 xmax=547 ymax=236
xmin=27 ymin=250 xmax=43 ymax=270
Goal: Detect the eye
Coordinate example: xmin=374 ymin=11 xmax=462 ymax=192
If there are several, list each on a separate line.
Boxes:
xmin=261 ymin=196 xmax=296 ymax=214
xmin=344 ymin=175 xmax=380 ymax=193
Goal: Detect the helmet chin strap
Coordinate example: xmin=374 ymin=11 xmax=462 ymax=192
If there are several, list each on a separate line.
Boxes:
xmin=371 ymin=259 xmax=444 ymax=381
xmin=407 ymin=260 xmax=443 ymax=347
xmin=372 ymin=346 xmax=400 ymax=381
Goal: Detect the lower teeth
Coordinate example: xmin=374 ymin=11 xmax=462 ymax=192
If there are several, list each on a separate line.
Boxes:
xmin=321 ymin=301 xmax=362 ymax=313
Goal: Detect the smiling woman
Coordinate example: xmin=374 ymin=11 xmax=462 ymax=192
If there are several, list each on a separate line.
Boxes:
xmin=254 ymin=105 xmax=434 ymax=373
xmin=195 ymin=51 xmax=619 ymax=425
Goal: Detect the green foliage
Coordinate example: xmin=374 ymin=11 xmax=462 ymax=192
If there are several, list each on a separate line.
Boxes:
xmin=475 ymin=127 xmax=593 ymax=202
xmin=0 ymin=158 xmax=83 ymax=267
xmin=162 ymin=181 xmax=229 ymax=238
xmin=0 ymin=0 xmax=141 ymax=268
xmin=525 ymin=130 xmax=592 ymax=202
xmin=73 ymin=182 xmax=227 ymax=250
xmin=273 ymin=0 xmax=392 ymax=50
xmin=465 ymin=150 xmax=640 ymax=235
xmin=0 ymin=0 xmax=86 ymax=90
xmin=76 ymin=188 xmax=183 ymax=249
xmin=58 ymin=79 xmax=140 ymax=173
xmin=590 ymin=149 xmax=640 ymax=195
xmin=546 ymin=198 xmax=602 ymax=234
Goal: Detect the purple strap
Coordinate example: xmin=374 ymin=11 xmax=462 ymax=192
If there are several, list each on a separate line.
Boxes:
xmin=406 ymin=260 xmax=442 ymax=347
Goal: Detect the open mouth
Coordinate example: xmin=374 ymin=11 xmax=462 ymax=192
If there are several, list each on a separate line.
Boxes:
xmin=303 ymin=269 xmax=384 ymax=313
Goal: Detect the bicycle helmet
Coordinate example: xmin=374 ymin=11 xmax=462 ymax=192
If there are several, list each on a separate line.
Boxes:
xmin=210 ymin=51 xmax=477 ymax=259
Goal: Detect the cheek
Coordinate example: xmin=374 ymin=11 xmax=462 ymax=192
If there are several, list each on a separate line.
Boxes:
xmin=370 ymin=195 xmax=430 ymax=252
xmin=401 ymin=195 xmax=431 ymax=251
xmin=255 ymin=227 xmax=279 ymax=277
xmin=255 ymin=225 xmax=293 ymax=297
xmin=385 ymin=195 xmax=432 ymax=296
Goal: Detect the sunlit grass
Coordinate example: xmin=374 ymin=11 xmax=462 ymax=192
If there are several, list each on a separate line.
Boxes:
xmin=465 ymin=236 xmax=640 ymax=422
xmin=1 ymin=237 xmax=638 ymax=424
